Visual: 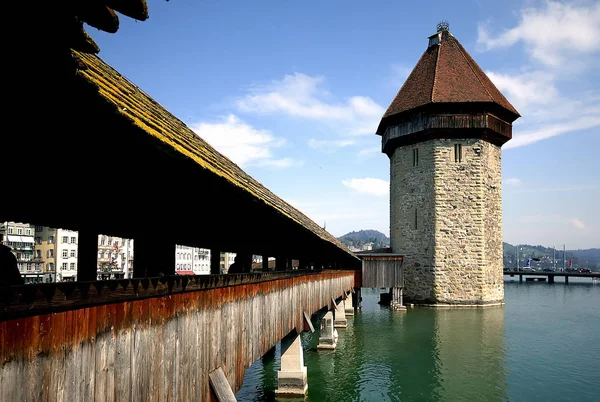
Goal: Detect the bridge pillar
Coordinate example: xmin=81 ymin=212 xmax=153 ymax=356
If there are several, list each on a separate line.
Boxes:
xmin=519 ymin=274 xmax=523 ymax=282
xmin=548 ymin=275 xmax=554 ymax=284
xmin=210 ymin=249 xmax=220 ymax=275
xmin=317 ymin=311 xmax=336 ymax=350
xmin=262 ymin=254 xmax=270 ymax=271
xmin=345 ymin=292 xmax=354 ymax=316
xmin=565 ymin=276 xmax=569 ymax=284
xmin=355 ymin=287 xmax=362 ymax=310
xmin=334 ymin=299 xmax=347 ymax=328
xmin=77 ymin=227 xmax=98 ymax=281
xmin=275 ymin=332 xmax=308 ymax=397
xmin=390 ymin=287 xmax=406 ymax=311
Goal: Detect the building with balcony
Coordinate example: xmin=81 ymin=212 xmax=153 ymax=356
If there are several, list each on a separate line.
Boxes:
xmin=1 ymin=222 xmax=44 ymax=283
xmin=98 ymin=235 xmax=134 ymax=279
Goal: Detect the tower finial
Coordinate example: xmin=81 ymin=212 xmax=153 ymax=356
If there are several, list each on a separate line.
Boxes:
xmin=436 ymin=21 xmax=450 ymax=33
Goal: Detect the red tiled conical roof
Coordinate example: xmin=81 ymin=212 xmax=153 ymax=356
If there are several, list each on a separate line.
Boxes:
xmin=378 ymin=29 xmax=519 ymax=133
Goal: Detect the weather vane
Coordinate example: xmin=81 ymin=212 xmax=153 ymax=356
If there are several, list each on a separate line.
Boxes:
xmin=437 ymin=21 xmax=450 ymax=32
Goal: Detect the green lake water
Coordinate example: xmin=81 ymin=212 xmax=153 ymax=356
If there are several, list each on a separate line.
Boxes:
xmin=237 ymin=277 xmax=600 ymax=401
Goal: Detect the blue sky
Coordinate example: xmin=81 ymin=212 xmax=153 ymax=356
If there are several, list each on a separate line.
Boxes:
xmin=92 ymin=0 xmax=599 ymax=249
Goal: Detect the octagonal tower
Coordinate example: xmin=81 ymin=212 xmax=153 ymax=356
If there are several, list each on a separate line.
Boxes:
xmin=376 ymin=23 xmax=520 ymax=306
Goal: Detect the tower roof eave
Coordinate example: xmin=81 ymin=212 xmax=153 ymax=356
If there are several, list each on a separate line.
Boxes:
xmin=377 ymin=30 xmax=520 ymax=136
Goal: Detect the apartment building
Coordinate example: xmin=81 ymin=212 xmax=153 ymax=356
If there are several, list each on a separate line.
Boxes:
xmin=98 ymin=235 xmax=134 ymax=279
xmin=1 ymin=222 xmax=44 ymax=283
xmin=175 ymin=245 xmax=210 ymax=275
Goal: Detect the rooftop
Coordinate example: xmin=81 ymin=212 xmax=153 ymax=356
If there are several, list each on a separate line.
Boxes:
xmin=377 ymin=25 xmax=520 ymax=135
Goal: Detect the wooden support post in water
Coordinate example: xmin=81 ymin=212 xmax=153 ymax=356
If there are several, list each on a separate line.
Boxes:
xmin=262 ymin=254 xmax=269 ymax=272
xmin=77 ymin=227 xmax=98 ymax=281
xmin=210 ymin=249 xmax=221 ymax=275
xmin=549 ymin=275 xmax=554 ymax=284
xmin=565 ymin=275 xmax=569 ymax=284
xmin=303 ymin=311 xmax=315 ymax=333
xmin=519 ymin=274 xmax=523 ymax=282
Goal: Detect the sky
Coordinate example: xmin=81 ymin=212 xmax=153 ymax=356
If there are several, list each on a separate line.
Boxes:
xmin=91 ymin=0 xmax=599 ymax=249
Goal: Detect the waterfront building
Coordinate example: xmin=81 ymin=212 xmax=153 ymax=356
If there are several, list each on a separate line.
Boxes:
xmin=175 ymin=245 xmax=210 ymax=275
xmin=1 ymin=222 xmax=44 ymax=283
xmin=34 ymin=225 xmax=58 ymax=282
xmin=55 ymin=229 xmax=79 ymax=281
xmin=98 ymin=235 xmax=134 ymax=279
xmin=221 ymin=252 xmax=237 ymax=273
xmin=376 ymin=23 xmax=520 ymax=305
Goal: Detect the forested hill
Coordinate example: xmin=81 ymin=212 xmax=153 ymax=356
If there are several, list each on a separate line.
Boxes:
xmin=338 ymin=230 xmax=390 ymax=249
xmin=503 ymin=243 xmax=600 ymax=270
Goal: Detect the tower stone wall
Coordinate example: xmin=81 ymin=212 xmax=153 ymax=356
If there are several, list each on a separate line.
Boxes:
xmin=391 ymin=138 xmax=504 ymax=305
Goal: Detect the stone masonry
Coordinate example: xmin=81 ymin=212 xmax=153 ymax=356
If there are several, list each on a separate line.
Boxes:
xmin=390 ymin=138 xmax=504 ymax=305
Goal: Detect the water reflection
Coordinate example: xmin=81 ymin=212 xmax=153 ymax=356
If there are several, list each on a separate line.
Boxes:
xmin=238 ymin=289 xmax=508 ymax=401
xmin=432 ymin=308 xmax=508 ymax=401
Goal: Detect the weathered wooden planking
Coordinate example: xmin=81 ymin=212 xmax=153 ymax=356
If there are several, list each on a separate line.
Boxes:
xmin=362 ymin=258 xmax=404 ymax=288
xmin=208 ymin=367 xmax=236 ymax=402
xmin=1 ymin=271 xmax=354 ymax=401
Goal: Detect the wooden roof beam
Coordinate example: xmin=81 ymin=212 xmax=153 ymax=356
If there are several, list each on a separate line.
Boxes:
xmin=76 ymin=2 xmax=119 ymax=34
xmin=106 ymin=0 xmax=149 ymax=21
xmin=70 ymin=18 xmax=100 ymax=54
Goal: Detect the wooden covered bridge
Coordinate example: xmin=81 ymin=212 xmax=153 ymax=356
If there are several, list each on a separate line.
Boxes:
xmin=2 ymin=2 xmax=360 ymax=400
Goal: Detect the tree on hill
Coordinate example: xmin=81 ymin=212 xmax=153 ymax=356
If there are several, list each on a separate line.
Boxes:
xmin=338 ymin=230 xmax=390 ymax=249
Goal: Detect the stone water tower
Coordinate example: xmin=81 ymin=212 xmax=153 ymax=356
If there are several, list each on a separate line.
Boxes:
xmin=376 ymin=23 xmax=520 ymax=306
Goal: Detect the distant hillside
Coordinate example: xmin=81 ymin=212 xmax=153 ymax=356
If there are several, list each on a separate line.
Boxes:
xmin=503 ymin=243 xmax=600 ymax=271
xmin=338 ymin=230 xmax=390 ymax=250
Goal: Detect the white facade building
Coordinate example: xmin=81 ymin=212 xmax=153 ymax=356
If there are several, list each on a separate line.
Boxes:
xmin=55 ymin=229 xmax=78 ymax=281
xmin=176 ymin=245 xmax=210 ymax=275
xmin=98 ymin=235 xmax=134 ymax=279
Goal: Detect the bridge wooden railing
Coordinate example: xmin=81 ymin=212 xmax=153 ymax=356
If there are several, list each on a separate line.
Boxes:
xmin=1 ymin=270 xmax=356 ymax=401
xmin=0 ymin=270 xmax=361 ymax=322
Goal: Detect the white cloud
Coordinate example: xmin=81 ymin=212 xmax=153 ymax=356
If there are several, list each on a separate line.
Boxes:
xmin=477 ymin=1 xmax=600 ymax=67
xmin=308 ymin=138 xmax=355 ymax=152
xmin=192 ymin=114 xmax=297 ymax=168
xmin=236 ymin=73 xmax=384 ymax=135
xmin=504 ymin=114 xmax=600 ymax=149
xmin=254 ymin=157 xmax=302 ymax=168
xmin=480 ymin=1 xmax=600 ymax=150
xmin=342 ymin=178 xmax=389 ymax=196
xmin=486 ymin=71 xmax=557 ymax=111
xmin=504 ymin=178 xmax=522 ymax=186
xmin=358 ymin=146 xmax=381 ymax=160
xmin=571 ymin=218 xmax=586 ymax=230
xmin=286 ymin=198 xmax=389 ymax=238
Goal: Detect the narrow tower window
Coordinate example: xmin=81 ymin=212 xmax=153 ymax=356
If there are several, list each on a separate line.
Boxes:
xmin=414 ymin=208 xmax=418 ymax=230
xmin=454 ymin=144 xmax=463 ymax=163
xmin=413 ymin=148 xmax=419 ymax=167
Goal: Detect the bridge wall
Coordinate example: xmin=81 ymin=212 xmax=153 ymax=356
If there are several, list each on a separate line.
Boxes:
xmin=0 ymin=271 xmax=354 ymax=401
